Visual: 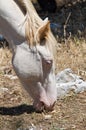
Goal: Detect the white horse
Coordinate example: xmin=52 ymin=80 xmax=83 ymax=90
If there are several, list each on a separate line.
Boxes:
xmin=0 ymin=0 xmax=57 ymax=111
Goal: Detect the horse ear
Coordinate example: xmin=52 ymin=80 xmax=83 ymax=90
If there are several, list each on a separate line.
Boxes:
xmin=35 ymin=19 xmax=50 ymax=42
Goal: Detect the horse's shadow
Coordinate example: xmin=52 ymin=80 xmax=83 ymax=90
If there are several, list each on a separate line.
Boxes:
xmin=0 ymin=104 xmax=36 ymax=116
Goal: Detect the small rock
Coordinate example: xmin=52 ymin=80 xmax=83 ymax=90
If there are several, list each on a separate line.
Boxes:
xmin=43 ymin=114 xmax=52 ymax=120
xmin=0 ymin=87 xmax=8 ymax=93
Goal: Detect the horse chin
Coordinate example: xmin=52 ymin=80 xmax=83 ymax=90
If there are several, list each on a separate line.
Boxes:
xmin=33 ymin=101 xmax=44 ymax=112
xmin=33 ymin=100 xmax=55 ymax=112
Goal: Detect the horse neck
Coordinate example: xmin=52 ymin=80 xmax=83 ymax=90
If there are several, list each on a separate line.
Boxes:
xmin=0 ymin=0 xmax=26 ymax=51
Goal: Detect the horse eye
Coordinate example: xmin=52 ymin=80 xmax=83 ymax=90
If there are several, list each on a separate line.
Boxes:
xmin=40 ymin=38 xmax=46 ymax=46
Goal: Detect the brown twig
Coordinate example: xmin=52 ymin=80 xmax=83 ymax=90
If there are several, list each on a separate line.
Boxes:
xmin=64 ymin=12 xmax=71 ymax=42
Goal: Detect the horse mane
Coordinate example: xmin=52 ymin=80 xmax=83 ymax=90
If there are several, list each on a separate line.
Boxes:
xmin=14 ymin=0 xmax=57 ymax=60
xmin=14 ymin=0 xmax=43 ymax=44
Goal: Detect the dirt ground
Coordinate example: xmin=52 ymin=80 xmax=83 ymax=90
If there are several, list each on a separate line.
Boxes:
xmin=0 ymin=1 xmax=86 ymax=130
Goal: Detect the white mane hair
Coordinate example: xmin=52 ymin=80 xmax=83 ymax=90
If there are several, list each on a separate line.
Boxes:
xmin=14 ymin=0 xmax=57 ymax=60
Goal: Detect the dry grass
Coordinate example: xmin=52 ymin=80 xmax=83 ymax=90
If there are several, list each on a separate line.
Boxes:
xmin=56 ymin=38 xmax=86 ymax=80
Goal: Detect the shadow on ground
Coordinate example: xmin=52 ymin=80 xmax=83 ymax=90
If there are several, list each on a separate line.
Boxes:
xmin=0 ymin=104 xmax=35 ymax=116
